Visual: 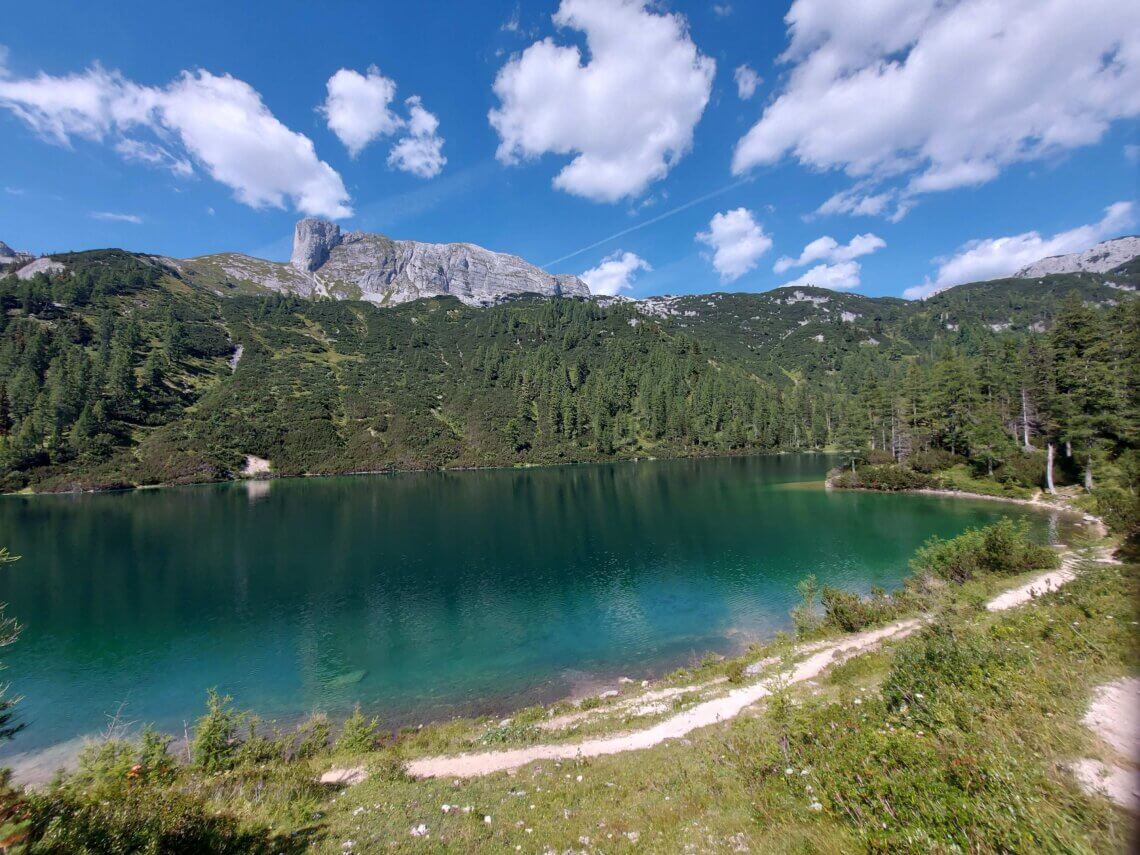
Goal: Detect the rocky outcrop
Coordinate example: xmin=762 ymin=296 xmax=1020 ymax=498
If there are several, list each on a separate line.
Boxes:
xmin=269 ymin=218 xmax=590 ymax=307
xmin=1016 ymin=236 xmax=1140 ymax=278
xmin=0 ymin=241 xmax=32 ymax=267
xmin=15 ymin=257 xmax=65 ymax=280
xmin=290 ymin=219 xmax=343 ymax=273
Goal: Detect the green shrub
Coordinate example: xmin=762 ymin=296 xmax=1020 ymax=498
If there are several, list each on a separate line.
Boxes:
xmin=192 ymin=689 xmax=242 ymax=773
xmin=820 ymin=585 xmax=907 ymax=633
xmin=994 ymin=451 xmax=1047 ymax=489
xmin=138 ymin=726 xmax=177 ymax=784
xmin=233 ymin=718 xmax=289 ymax=766
xmin=908 ymin=448 xmax=964 ymax=474
xmin=910 ymin=519 xmax=1056 ymax=583
xmin=725 ymin=659 xmax=746 ymax=684
xmin=21 ymin=786 xmax=282 ymax=854
xmin=833 ymin=463 xmax=934 ymax=491
xmin=335 ymin=705 xmax=380 ymax=754
xmin=478 ymin=719 xmax=540 ymax=746
xmin=1095 ymin=486 xmax=1139 ymax=539
xmin=68 ymin=740 xmax=137 ymax=798
xmin=790 ymin=574 xmax=822 ymax=636
xmin=292 ymin=713 xmax=331 ymax=760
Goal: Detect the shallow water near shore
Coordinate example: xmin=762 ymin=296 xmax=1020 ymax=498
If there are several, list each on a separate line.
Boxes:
xmin=0 ymin=454 xmax=1074 ymax=769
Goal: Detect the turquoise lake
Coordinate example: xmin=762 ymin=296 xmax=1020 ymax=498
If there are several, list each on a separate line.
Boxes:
xmin=0 ymin=454 xmax=1068 ymax=763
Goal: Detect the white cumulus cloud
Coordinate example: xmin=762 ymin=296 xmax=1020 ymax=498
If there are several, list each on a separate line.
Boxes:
xmin=321 ymin=69 xmax=446 ymax=178
xmin=489 ymin=0 xmax=715 ymax=203
xmin=697 ymin=208 xmax=772 ymax=281
xmin=387 ymin=96 xmax=446 ymax=178
xmin=774 ymin=232 xmax=884 ymax=273
xmin=813 ymin=183 xmax=913 ymax=222
xmin=733 ymin=0 xmax=1140 ymax=215
xmin=780 ymin=260 xmax=862 ymax=290
xmin=734 ymin=65 xmax=761 ymax=100
xmin=580 ymin=250 xmax=652 ymax=295
xmin=904 ymin=201 xmax=1136 ymax=299
xmin=0 ymin=58 xmax=352 ymax=218
xmin=320 ymin=66 xmax=401 ymax=157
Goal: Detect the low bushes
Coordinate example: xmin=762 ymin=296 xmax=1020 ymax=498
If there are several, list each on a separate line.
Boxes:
xmin=737 ymin=563 xmax=1135 ymax=853
xmin=15 ymin=723 xmax=293 ymax=854
xmin=908 ymin=449 xmax=964 ymax=474
xmin=793 ymin=520 xmax=1056 ymax=638
xmin=830 ymin=463 xmax=934 ymax=491
xmin=993 ymin=451 xmax=1048 ymax=490
xmin=20 ymin=786 xmax=283 ymax=854
xmin=910 ymin=518 xmax=1057 ymax=583
xmin=819 ymin=585 xmax=913 ymax=633
xmin=1094 ymin=485 xmax=1139 ymax=541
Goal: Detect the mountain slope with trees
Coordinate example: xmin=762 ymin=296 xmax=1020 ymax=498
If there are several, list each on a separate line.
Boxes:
xmin=0 ymin=247 xmax=1136 ymax=537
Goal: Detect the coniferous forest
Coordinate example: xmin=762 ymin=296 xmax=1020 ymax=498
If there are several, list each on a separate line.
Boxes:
xmin=1 ymin=249 xmax=1137 ymax=536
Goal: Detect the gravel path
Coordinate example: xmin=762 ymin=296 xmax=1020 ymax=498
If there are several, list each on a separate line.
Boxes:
xmin=321 ymin=547 xmax=1105 ymax=784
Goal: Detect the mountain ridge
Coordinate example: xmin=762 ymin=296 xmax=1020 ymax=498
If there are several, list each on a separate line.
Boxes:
xmin=0 ymin=241 xmax=1136 ymax=493
xmin=191 ymin=218 xmax=591 ymax=307
xmin=5 ymin=229 xmax=1137 ymax=308
xmin=1015 ymin=235 xmax=1140 ymax=278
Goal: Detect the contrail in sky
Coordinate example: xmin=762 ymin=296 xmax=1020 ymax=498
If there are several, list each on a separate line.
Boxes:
xmin=543 ymin=178 xmax=752 ymax=268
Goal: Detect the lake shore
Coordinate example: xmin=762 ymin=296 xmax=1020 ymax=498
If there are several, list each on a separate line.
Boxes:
xmin=3 ymin=471 xmax=1108 ymax=789
xmin=7 ymin=445 xmax=818 ymax=497
xmin=825 ymin=465 xmax=1108 ymax=537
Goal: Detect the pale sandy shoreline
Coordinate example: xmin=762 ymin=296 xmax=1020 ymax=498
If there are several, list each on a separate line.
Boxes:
xmin=402 ymin=547 xmax=1110 ymax=779
xmin=390 ymin=491 xmax=1115 ymax=779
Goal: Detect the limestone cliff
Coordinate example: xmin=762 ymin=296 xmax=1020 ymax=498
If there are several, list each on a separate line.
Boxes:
xmin=1015 ymin=236 xmax=1140 ymax=278
xmin=191 ymin=219 xmax=589 ymax=306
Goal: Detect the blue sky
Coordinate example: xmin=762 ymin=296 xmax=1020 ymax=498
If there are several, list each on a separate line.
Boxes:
xmin=1 ymin=0 xmax=1137 ymax=299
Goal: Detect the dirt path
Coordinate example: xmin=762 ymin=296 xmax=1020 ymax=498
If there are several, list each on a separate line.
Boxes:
xmin=303 ymin=544 xmax=1113 ymax=786
xmin=405 ymin=619 xmax=923 ymax=779
xmin=1068 ymin=677 xmax=1140 ymax=811
xmin=986 ymin=554 xmax=1079 ymax=611
xmin=395 ymin=551 xmax=1108 ymax=780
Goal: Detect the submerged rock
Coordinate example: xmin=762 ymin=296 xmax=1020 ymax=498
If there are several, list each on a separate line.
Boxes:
xmin=326 ymin=669 xmax=368 ymax=687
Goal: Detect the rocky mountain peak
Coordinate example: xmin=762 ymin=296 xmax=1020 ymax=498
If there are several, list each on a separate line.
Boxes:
xmin=276 ymin=218 xmax=590 ymax=306
xmin=290 ymin=218 xmax=343 ymax=272
xmin=1015 ymin=236 xmax=1140 ymax=278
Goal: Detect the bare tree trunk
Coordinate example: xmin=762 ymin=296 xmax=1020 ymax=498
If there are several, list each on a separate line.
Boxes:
xmin=1084 ymin=454 xmax=1095 ymax=492
xmin=1046 ymin=443 xmax=1056 ymax=494
xmin=1065 ymin=441 xmax=1072 ymax=458
xmin=1020 ymin=387 xmax=1032 ymax=450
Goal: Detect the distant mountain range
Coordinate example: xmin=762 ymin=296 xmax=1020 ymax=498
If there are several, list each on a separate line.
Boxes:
xmin=1 ymin=228 xmax=1136 ymax=492
xmin=1015 ymin=236 xmax=1140 ymax=278
xmin=176 ymin=219 xmax=588 ymax=307
xmin=3 ymin=224 xmax=1136 ymax=310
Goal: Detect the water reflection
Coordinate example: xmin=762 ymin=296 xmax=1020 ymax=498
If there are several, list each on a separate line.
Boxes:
xmin=0 ymin=455 xmax=1072 ymax=757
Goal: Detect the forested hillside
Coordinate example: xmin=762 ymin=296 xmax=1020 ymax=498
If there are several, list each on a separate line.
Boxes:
xmin=0 ymin=249 xmax=1136 ymax=527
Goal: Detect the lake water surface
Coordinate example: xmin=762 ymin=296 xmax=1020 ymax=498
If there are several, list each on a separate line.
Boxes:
xmin=0 ymin=455 xmax=1068 ymax=761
